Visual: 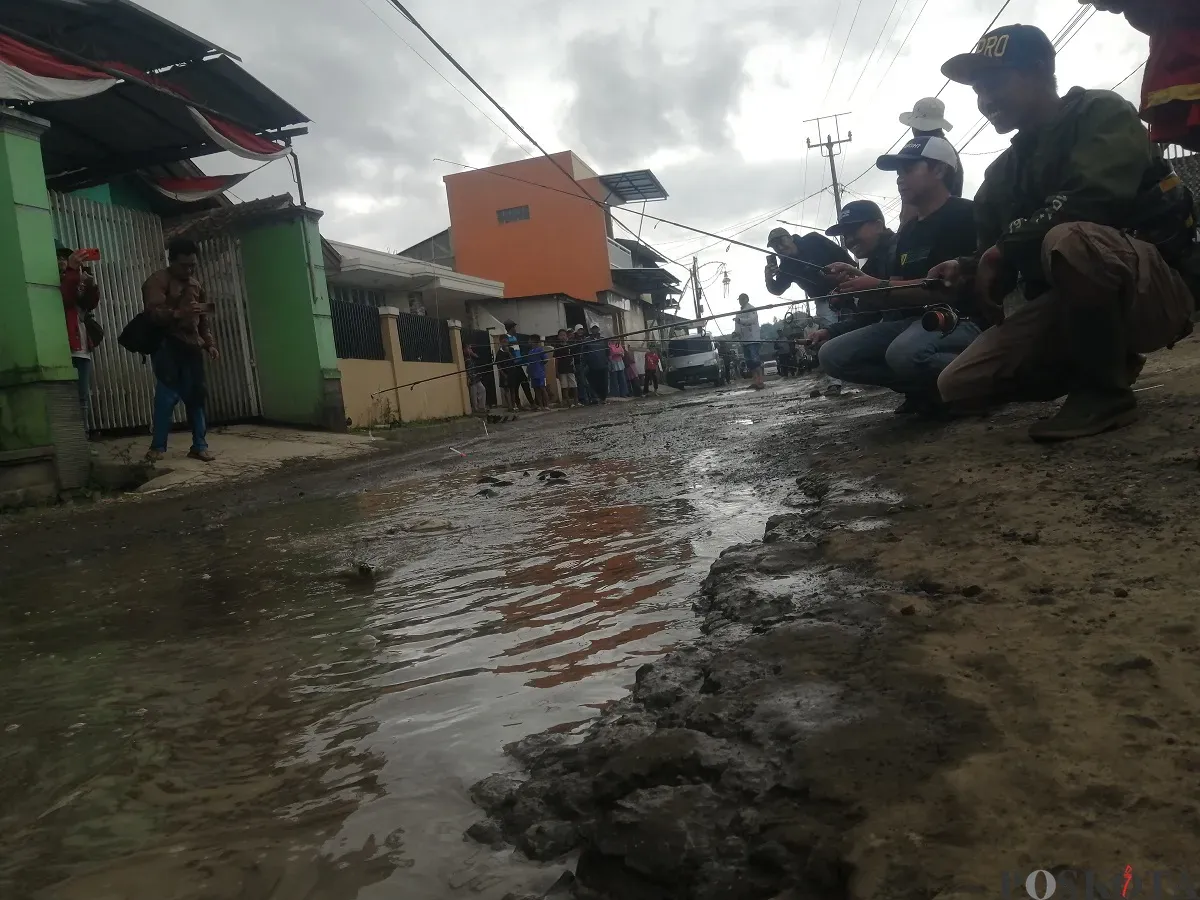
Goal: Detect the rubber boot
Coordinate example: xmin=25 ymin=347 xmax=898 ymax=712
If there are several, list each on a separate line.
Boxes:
xmin=1029 ymin=297 xmax=1137 ymax=442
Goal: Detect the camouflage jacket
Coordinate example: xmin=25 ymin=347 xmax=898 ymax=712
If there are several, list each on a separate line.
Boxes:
xmin=974 ymin=87 xmax=1196 ymax=297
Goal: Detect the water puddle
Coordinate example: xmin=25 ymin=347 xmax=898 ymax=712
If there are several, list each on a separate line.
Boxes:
xmin=0 ymin=455 xmax=778 ymax=899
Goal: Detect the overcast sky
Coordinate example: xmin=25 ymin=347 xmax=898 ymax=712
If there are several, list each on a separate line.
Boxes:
xmin=144 ymin=0 xmax=1148 ymax=324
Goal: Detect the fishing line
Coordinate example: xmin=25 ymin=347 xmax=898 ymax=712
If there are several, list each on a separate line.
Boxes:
xmin=371 ymin=281 xmax=949 ymax=396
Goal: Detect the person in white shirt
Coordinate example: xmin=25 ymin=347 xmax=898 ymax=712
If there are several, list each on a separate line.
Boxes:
xmin=734 ymin=293 xmax=765 ymax=390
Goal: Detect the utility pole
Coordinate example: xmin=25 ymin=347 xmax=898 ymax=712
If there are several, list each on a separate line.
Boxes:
xmin=803 ymin=112 xmax=853 ymax=217
xmin=691 ymin=256 xmax=703 ymax=324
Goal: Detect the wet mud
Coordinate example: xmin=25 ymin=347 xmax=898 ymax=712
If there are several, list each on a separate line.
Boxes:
xmin=467 ymin=473 xmax=993 ymax=900
xmin=4 ymin=335 xmax=1200 ymax=900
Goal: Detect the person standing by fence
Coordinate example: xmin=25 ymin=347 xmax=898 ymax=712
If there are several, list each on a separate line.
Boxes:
xmin=585 ymin=325 xmax=610 ymax=405
xmin=57 ymin=245 xmax=101 ymax=436
xmin=554 ymin=328 xmax=578 ymax=407
xmin=142 ymin=238 xmax=218 ymax=462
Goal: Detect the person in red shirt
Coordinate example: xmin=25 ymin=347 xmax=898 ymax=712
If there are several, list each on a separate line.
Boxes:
xmin=1092 ymin=0 xmax=1200 ymax=151
xmin=57 ymin=246 xmax=101 ymax=433
xmin=643 ymin=347 xmax=662 ymax=395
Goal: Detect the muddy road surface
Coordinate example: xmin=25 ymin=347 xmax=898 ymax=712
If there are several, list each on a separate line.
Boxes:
xmin=0 ymin=382 xmax=801 ymax=900
xmin=5 ymin=337 xmax=1200 ymax=900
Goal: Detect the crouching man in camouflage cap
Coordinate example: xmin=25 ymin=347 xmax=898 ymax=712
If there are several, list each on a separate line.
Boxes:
xmin=932 ymin=24 xmax=1197 ymax=441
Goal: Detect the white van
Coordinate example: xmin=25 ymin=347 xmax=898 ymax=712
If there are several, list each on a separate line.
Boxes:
xmin=664 ymin=334 xmax=727 ymax=389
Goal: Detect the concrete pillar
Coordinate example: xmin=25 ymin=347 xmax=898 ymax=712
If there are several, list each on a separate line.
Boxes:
xmin=377 ymin=306 xmax=405 ymax=421
xmin=240 ymin=208 xmax=346 ymax=430
xmin=0 ymin=109 xmax=88 ymax=504
xmin=447 ymin=320 xmax=470 ymax=416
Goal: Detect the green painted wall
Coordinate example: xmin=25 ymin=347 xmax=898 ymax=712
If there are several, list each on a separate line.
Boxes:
xmin=0 ymin=112 xmax=75 ymax=453
xmin=71 ymin=178 xmax=154 ymax=212
xmin=240 ymin=214 xmax=340 ymax=426
xmin=72 ymin=183 xmax=112 ymax=205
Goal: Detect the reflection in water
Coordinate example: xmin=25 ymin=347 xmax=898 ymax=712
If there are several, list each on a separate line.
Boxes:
xmin=0 ymin=455 xmax=778 ymax=900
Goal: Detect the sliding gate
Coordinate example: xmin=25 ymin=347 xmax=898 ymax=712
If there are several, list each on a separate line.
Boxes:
xmin=49 ymin=193 xmax=261 ymax=431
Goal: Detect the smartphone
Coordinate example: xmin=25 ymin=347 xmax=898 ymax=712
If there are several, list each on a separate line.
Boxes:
xmin=76 ymin=248 xmax=101 ymax=262
xmin=767 ymin=253 xmax=779 ymax=267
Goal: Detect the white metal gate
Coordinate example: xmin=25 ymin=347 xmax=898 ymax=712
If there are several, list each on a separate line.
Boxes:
xmin=49 ymin=193 xmax=261 ymax=431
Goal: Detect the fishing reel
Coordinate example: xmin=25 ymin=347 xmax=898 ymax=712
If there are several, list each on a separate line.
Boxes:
xmin=921 ymin=304 xmax=959 ymax=335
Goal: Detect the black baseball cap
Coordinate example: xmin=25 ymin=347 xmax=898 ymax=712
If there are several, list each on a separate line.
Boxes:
xmin=824 ymin=200 xmax=885 ymax=238
xmin=941 ymin=24 xmax=1056 ymax=85
xmin=766 ymin=226 xmax=790 ymax=246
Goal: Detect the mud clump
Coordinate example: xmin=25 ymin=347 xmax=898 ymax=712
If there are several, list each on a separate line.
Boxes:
xmin=466 ymin=484 xmax=993 ymax=900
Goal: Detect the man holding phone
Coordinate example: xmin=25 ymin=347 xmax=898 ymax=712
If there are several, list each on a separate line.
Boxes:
xmin=142 ymin=238 xmax=219 ymax=462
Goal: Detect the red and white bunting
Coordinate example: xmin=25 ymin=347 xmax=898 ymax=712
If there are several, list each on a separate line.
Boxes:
xmin=187 ymin=108 xmax=291 ymax=161
xmin=0 ymin=35 xmax=115 ymax=102
xmin=143 ymin=172 xmax=252 ymax=203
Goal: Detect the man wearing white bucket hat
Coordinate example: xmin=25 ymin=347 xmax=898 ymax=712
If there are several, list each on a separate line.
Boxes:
xmin=900 ymin=96 xmax=955 ymax=137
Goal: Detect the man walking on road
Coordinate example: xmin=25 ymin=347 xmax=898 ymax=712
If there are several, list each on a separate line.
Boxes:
xmin=142 ymin=238 xmax=218 ymax=462
xmin=734 ymin=294 xmax=765 ymax=390
xmin=935 ymin=24 xmax=1197 ymax=440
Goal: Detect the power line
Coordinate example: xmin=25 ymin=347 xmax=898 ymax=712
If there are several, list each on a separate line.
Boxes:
xmin=823 ymin=0 xmax=866 ymax=105
xmin=379 ymin=0 xmax=690 ymax=275
xmin=819 ymin=0 xmax=844 ymax=69
xmin=874 ymin=0 xmax=933 ymax=91
xmin=349 ymin=0 xmax=532 ymax=156
xmin=847 ymin=0 xmax=903 ymax=100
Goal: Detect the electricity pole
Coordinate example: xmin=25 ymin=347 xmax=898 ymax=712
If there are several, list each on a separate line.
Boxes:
xmin=691 ymin=256 xmax=703 ymax=323
xmin=804 ymin=112 xmax=853 ymax=217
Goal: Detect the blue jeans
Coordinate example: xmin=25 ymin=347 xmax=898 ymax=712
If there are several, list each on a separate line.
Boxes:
xmin=818 ymin=317 xmax=982 ymax=394
xmin=609 ymin=364 xmax=628 ymax=397
xmin=742 ymin=343 xmax=762 ymax=371
xmin=72 ymin=357 xmax=92 ymax=430
xmin=150 ymin=341 xmax=208 ymax=452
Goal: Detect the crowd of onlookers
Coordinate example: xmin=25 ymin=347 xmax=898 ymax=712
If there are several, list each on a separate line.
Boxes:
xmin=467 ymin=320 xmax=664 ymax=413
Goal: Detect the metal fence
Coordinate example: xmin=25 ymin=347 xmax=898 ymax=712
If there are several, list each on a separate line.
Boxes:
xmin=397 ymin=312 xmax=453 ymax=363
xmin=331 ymin=299 xmax=386 ymax=360
xmin=49 ymin=192 xmax=262 ymax=431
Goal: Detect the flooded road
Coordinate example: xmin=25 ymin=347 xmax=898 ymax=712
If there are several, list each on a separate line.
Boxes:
xmin=0 ymin=384 xmax=796 ymax=899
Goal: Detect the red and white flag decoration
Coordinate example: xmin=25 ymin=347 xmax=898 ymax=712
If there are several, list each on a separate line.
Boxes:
xmin=186 ymin=108 xmax=291 ymax=161
xmin=143 ymin=172 xmax=252 ymax=203
xmin=0 ymin=35 xmax=116 ymax=102
xmin=0 ymin=36 xmax=290 ymax=163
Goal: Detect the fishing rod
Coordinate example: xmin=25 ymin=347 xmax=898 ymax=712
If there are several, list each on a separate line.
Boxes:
xmin=372 ymin=280 xmax=952 ymax=397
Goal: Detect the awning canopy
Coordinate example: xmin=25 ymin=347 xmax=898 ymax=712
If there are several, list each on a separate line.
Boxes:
xmin=614 ymin=237 xmax=669 ymax=265
xmin=611 ymin=266 xmax=681 ymax=294
xmin=598 ymin=169 xmax=668 ymax=203
xmin=0 ymin=0 xmax=236 ymax=71
xmin=0 ymin=0 xmax=308 ymax=190
xmin=327 ymin=240 xmax=505 ymax=302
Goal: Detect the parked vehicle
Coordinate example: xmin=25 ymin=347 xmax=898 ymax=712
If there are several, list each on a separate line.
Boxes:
xmin=665 ymin=333 xmax=727 ymax=389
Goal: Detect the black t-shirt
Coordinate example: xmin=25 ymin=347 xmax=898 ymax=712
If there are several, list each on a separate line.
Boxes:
xmin=894 ymin=197 xmax=977 ymax=280
xmin=553 ymin=344 xmax=574 ymax=374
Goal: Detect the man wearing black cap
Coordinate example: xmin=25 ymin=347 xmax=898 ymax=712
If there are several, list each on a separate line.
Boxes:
xmin=933 ymin=24 xmax=1197 ymax=441
xmin=816 ymin=136 xmax=979 ymax=414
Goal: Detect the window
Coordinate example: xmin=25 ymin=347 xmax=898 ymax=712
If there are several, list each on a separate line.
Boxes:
xmin=497 ymin=205 xmax=530 ymax=225
xmin=331 ymin=285 xmax=386 ymax=307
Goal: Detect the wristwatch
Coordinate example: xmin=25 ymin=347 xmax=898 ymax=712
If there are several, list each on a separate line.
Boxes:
xmin=878 ymin=279 xmax=891 ymax=289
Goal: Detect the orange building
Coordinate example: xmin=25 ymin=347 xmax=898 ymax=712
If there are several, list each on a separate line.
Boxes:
xmin=403 ymin=151 xmax=681 ymax=343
